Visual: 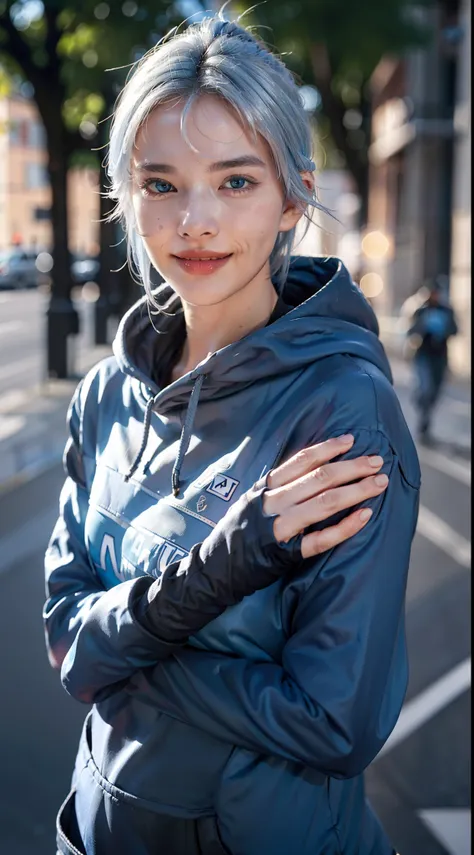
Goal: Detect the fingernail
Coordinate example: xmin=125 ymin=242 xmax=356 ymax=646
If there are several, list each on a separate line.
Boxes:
xmin=360 ymin=508 xmax=373 ymax=522
xmin=337 ymin=434 xmax=353 ymax=443
xmin=368 ymin=455 xmax=383 ymax=467
xmin=375 ymin=474 xmax=389 ymax=486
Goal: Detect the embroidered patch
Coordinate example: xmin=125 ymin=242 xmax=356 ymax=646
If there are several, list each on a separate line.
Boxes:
xmin=206 ymin=473 xmax=239 ymax=501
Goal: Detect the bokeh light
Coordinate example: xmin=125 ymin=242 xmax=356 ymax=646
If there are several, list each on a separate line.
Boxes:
xmin=361 ymin=230 xmax=391 ymax=259
xmin=360 ymin=272 xmax=384 ymax=298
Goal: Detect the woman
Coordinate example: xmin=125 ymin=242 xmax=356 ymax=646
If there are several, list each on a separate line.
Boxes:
xmin=44 ymin=13 xmax=420 ymax=855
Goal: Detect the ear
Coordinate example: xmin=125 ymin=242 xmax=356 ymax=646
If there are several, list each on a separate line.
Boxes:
xmin=279 ymin=172 xmax=315 ymax=233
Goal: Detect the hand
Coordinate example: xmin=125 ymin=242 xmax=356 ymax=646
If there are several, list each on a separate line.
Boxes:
xmin=264 ymin=434 xmax=389 ymax=559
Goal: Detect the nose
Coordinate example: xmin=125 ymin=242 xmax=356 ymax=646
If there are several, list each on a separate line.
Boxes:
xmin=178 ymin=191 xmax=219 ymax=239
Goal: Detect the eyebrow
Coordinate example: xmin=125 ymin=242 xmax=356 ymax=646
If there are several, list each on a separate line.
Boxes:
xmin=133 ymin=155 xmax=267 ymax=174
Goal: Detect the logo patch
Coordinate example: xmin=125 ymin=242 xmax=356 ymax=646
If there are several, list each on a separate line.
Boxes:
xmin=206 ymin=473 xmax=239 ymax=501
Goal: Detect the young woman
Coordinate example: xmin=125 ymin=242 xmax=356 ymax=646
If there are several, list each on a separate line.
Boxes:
xmin=44 ymin=14 xmax=420 ymax=855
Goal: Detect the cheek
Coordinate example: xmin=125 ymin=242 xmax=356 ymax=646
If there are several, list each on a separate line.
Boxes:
xmin=237 ymin=194 xmax=283 ymax=248
xmin=132 ymin=196 xmax=168 ymax=239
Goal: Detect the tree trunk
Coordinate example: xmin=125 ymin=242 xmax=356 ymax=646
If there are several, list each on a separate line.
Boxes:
xmin=309 ymin=43 xmax=370 ymax=226
xmin=44 ymin=118 xmax=79 ymax=378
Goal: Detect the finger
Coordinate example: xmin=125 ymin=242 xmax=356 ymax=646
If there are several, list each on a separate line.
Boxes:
xmin=274 ymin=474 xmax=388 ymax=542
xmin=265 ymin=454 xmax=384 ymax=515
xmin=300 ymin=508 xmax=373 ymax=559
xmin=267 ymin=434 xmax=354 ymax=491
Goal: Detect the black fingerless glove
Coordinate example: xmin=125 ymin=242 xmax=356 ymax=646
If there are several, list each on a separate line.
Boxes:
xmin=133 ymin=478 xmax=303 ymax=643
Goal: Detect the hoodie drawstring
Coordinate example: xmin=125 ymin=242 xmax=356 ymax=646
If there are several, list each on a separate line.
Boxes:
xmin=124 ymin=375 xmax=205 ymax=496
xmin=172 ymin=373 xmax=205 ymax=497
xmin=124 ymin=394 xmax=158 ymax=482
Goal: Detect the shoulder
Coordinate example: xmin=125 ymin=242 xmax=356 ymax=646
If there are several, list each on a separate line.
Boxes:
xmin=68 ymin=356 xmax=127 ymax=453
xmin=306 ymin=354 xmax=421 ymax=488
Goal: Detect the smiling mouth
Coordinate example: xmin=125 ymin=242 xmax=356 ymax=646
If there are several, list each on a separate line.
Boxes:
xmin=173 ymin=254 xmax=232 ymax=260
xmin=172 ymin=254 xmax=233 ymax=276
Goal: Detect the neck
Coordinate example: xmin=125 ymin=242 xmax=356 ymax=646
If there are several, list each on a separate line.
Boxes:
xmin=171 ymin=267 xmax=278 ymax=381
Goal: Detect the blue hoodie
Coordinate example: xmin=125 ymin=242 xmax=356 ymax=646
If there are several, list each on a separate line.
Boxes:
xmin=45 ymin=257 xmax=420 ymax=855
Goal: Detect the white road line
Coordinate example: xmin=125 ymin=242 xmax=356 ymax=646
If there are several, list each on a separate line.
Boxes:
xmin=378 ymin=658 xmax=471 ymax=757
xmin=418 ymin=809 xmax=471 ymax=855
xmin=418 ymin=445 xmax=471 ymax=486
xmin=417 ymin=504 xmax=471 ymax=568
xmin=0 ymin=356 xmax=37 ymax=382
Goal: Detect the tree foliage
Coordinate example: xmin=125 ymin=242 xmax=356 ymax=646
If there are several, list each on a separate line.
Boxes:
xmin=233 ymin=0 xmax=435 ymax=217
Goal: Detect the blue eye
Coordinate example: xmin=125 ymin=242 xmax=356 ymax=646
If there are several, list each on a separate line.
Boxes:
xmin=147 ymin=179 xmax=174 ymax=194
xmin=224 ymin=176 xmax=249 ymax=191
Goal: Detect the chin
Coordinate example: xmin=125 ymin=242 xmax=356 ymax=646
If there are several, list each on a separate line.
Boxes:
xmin=173 ymin=281 xmax=241 ymax=307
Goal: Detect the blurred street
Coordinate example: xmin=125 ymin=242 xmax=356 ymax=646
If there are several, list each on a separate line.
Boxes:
xmin=0 ymin=288 xmax=470 ymax=855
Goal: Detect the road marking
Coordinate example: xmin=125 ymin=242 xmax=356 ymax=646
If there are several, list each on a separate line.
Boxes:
xmin=418 ymin=445 xmax=471 ymax=486
xmin=418 ymin=809 xmax=471 ymax=855
xmin=378 ymin=658 xmax=471 ymax=757
xmin=417 ymin=505 xmax=471 ymax=568
xmin=0 ymin=356 xmax=37 ymax=382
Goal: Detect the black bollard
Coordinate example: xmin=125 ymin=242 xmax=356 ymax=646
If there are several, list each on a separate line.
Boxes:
xmin=46 ymin=296 xmax=80 ymax=379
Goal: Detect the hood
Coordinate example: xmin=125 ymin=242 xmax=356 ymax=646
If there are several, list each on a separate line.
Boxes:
xmin=113 ymin=257 xmax=393 ymax=492
xmin=113 ymin=256 xmax=392 ymax=412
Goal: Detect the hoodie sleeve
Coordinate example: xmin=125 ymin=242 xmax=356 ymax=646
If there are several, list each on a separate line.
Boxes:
xmin=123 ymin=430 xmax=420 ymax=778
xmin=43 ymin=370 xmax=183 ymax=675
xmin=43 ymin=377 xmax=105 ymax=670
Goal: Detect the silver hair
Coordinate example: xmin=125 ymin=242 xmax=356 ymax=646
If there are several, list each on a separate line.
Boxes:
xmin=106 ymin=11 xmax=329 ymax=307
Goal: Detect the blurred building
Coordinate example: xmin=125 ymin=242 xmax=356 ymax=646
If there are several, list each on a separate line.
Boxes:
xmin=295 ymin=168 xmax=363 ymax=278
xmin=0 ymin=93 xmax=99 ymax=254
xmin=365 ymin=0 xmax=470 ymax=376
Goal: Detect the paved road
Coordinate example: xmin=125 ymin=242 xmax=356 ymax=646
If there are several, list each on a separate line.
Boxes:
xmin=0 ymin=289 xmax=99 ymax=397
xmin=0 ymin=290 xmax=470 ymax=855
xmin=0 ymin=290 xmax=47 ymax=394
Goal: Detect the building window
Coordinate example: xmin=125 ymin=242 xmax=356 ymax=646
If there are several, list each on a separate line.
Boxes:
xmin=29 ymin=121 xmax=46 ymax=149
xmin=34 ymin=206 xmax=51 ymax=221
xmin=25 ymin=162 xmax=49 ymax=189
xmin=9 ymin=120 xmax=21 ymax=145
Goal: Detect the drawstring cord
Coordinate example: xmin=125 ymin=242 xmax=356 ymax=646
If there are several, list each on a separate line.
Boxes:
xmin=124 ymin=394 xmax=157 ymax=482
xmin=172 ymin=373 xmax=205 ymax=497
xmin=124 ymin=374 xmax=205 ymax=493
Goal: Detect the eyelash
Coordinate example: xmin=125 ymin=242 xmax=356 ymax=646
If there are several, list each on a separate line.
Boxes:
xmin=138 ymin=175 xmax=258 ymax=198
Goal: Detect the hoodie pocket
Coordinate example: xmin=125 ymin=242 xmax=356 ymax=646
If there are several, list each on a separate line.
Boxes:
xmin=56 ymin=789 xmax=85 ymax=855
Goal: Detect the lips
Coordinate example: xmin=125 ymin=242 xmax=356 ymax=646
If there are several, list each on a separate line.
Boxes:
xmin=172 ymin=252 xmax=233 ymax=276
xmin=173 ymin=251 xmax=232 ymax=260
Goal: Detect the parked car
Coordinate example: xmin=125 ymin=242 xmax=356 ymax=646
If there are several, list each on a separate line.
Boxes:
xmin=0 ymin=248 xmax=43 ymax=289
xmin=71 ymin=254 xmax=100 ymax=285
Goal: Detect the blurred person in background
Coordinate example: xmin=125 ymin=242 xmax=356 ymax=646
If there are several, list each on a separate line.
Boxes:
xmin=402 ymin=275 xmax=458 ymax=442
xmin=44 ymin=13 xmax=419 ymax=855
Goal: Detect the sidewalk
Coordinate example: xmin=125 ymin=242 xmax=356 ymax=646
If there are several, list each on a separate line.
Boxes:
xmin=0 ymin=343 xmax=111 ymax=493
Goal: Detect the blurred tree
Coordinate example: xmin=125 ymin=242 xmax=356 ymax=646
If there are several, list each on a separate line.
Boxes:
xmin=234 ymin=0 xmax=434 ymax=224
xmin=0 ymin=0 xmax=174 ymax=374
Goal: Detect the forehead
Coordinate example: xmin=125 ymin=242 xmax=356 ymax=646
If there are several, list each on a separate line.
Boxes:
xmin=133 ymin=94 xmax=271 ymax=166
